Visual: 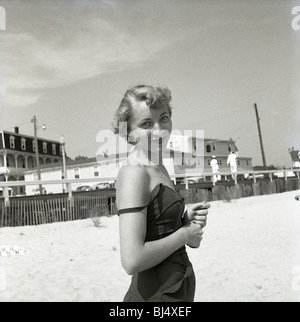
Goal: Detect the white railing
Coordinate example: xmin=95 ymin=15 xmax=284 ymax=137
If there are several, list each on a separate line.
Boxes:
xmin=171 ymin=169 xmax=300 ymax=189
xmin=1 ymin=169 xmax=300 ymax=206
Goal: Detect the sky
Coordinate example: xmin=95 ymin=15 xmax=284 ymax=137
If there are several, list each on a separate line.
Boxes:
xmin=0 ymin=0 xmax=300 ymax=167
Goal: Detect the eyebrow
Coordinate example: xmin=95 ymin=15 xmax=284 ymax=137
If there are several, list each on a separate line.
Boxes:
xmin=140 ymin=112 xmax=169 ymax=122
xmin=159 ymin=112 xmax=169 ymax=117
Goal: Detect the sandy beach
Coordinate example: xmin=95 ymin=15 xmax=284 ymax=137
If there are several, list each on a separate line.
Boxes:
xmin=1 ymin=190 xmax=300 ymax=302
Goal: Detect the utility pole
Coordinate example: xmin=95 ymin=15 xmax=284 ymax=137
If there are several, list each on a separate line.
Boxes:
xmin=254 ymin=103 xmax=267 ymax=169
xmin=60 ymin=135 xmax=67 ymax=193
xmin=32 ymin=115 xmax=43 ymax=194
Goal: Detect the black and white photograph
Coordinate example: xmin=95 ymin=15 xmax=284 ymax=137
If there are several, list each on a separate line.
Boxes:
xmin=0 ymin=0 xmax=300 ymax=304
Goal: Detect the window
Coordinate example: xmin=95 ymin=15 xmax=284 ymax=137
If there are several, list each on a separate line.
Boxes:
xmin=21 ymin=138 xmax=26 ymax=151
xmin=208 ymin=159 xmax=210 ymax=165
xmin=9 ymin=136 xmax=15 ymax=149
xmin=32 ymin=140 xmax=36 ymax=152
xmin=59 ymin=145 xmax=63 ymax=156
xmin=228 ymin=145 xmax=231 ymax=152
xmin=212 ymin=144 xmax=215 ymax=151
xmin=94 ymin=165 xmax=99 ymax=177
xmin=206 ymin=144 xmax=211 ymax=153
xmin=219 ymin=160 xmax=222 ymax=166
xmin=246 ymin=160 xmax=249 ymax=166
xmin=52 ymin=143 xmax=56 ymax=155
xmin=238 ymin=160 xmax=240 ymax=166
xmin=181 ymin=152 xmax=184 ymax=166
xmin=43 ymin=142 xmax=47 ymax=153
xmin=74 ymin=168 xmax=80 ymax=179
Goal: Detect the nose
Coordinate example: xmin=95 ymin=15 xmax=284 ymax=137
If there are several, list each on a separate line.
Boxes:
xmin=152 ymin=122 xmax=161 ymax=135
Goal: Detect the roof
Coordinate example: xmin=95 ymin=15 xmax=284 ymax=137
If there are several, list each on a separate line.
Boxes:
xmin=24 ymin=154 xmax=127 ymax=173
xmin=1 ymin=130 xmax=61 ymax=144
xmin=170 ymin=134 xmax=236 ymax=144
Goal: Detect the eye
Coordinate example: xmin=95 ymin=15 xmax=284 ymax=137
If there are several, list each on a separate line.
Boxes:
xmin=141 ymin=121 xmax=152 ymax=129
xmin=160 ymin=115 xmax=170 ymax=122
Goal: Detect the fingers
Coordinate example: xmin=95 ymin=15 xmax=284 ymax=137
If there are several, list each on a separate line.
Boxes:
xmin=193 ymin=215 xmax=207 ymax=222
xmin=188 ymin=202 xmax=210 ymax=228
xmin=191 ymin=202 xmax=211 ymax=211
xmin=194 ymin=209 xmax=208 ymax=216
xmin=192 ymin=215 xmax=207 ymax=228
xmin=193 ymin=220 xmax=207 ymax=228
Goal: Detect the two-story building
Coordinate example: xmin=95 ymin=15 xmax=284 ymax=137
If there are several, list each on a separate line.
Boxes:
xmin=167 ymin=134 xmax=252 ymax=177
xmin=23 ymin=156 xmax=125 ymax=195
xmin=0 ymin=127 xmax=63 ymax=195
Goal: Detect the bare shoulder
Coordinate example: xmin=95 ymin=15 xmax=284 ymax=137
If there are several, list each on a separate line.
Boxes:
xmin=116 ymin=165 xmax=151 ymax=209
xmin=117 ymin=164 xmax=150 ymax=186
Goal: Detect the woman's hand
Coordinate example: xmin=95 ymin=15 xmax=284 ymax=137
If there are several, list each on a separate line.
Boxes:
xmin=183 ymin=222 xmax=203 ymax=245
xmin=183 ymin=222 xmax=204 ymax=248
xmin=186 ymin=202 xmax=210 ymax=228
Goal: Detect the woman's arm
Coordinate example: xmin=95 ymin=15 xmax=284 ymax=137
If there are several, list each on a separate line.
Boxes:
xmin=116 ymin=165 xmax=202 ymax=275
xmin=119 ymin=210 xmax=196 ymax=275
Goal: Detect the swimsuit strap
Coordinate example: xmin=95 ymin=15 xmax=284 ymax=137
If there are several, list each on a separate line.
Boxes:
xmin=117 ymin=205 xmax=147 ymax=215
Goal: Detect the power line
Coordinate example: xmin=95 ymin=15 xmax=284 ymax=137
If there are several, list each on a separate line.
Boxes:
xmin=236 ymin=135 xmax=258 ymax=140
xmin=214 ymin=122 xmax=256 ymax=141
xmin=185 ymin=106 xmax=252 ymax=128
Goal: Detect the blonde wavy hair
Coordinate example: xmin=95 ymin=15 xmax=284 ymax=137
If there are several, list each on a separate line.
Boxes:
xmin=111 ymin=84 xmax=173 ymax=142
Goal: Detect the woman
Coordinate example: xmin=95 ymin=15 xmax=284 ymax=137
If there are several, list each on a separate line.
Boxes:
xmin=112 ymin=84 xmax=210 ymax=302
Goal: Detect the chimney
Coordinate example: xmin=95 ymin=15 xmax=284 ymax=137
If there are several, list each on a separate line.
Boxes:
xmin=15 ymin=126 xmax=19 ymax=134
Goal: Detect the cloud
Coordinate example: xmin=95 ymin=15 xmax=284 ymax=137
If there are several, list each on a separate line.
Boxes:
xmin=0 ymin=9 xmax=181 ymax=107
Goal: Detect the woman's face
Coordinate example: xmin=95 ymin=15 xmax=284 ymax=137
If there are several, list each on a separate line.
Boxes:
xmin=128 ymin=100 xmax=172 ymax=158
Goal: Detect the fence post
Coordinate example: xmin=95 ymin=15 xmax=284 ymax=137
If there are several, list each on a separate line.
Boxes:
xmin=211 ymin=175 xmax=216 ymax=186
xmin=185 ymin=176 xmax=189 ymax=190
xmin=3 ymin=186 xmax=10 ymax=207
xmin=67 ymin=183 xmax=74 ymax=207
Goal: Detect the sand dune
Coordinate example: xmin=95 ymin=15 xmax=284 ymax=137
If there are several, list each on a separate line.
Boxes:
xmin=1 ymin=190 xmax=300 ymax=302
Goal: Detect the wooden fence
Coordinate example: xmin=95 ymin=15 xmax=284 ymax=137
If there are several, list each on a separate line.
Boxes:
xmin=177 ymin=177 xmax=300 ymax=204
xmin=1 ymin=174 xmax=299 ymax=228
xmin=0 ymin=193 xmax=115 ymax=227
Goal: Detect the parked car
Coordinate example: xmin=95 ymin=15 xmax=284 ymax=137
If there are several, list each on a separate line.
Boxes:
xmin=246 ymin=174 xmax=264 ymax=180
xmin=75 ymin=185 xmax=93 ymax=192
xmin=179 ymin=176 xmax=205 ymax=184
xmin=93 ymin=182 xmax=111 ymax=190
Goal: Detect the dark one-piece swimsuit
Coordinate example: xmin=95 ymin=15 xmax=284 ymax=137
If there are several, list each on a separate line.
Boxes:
xmin=117 ymin=183 xmax=196 ymax=302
